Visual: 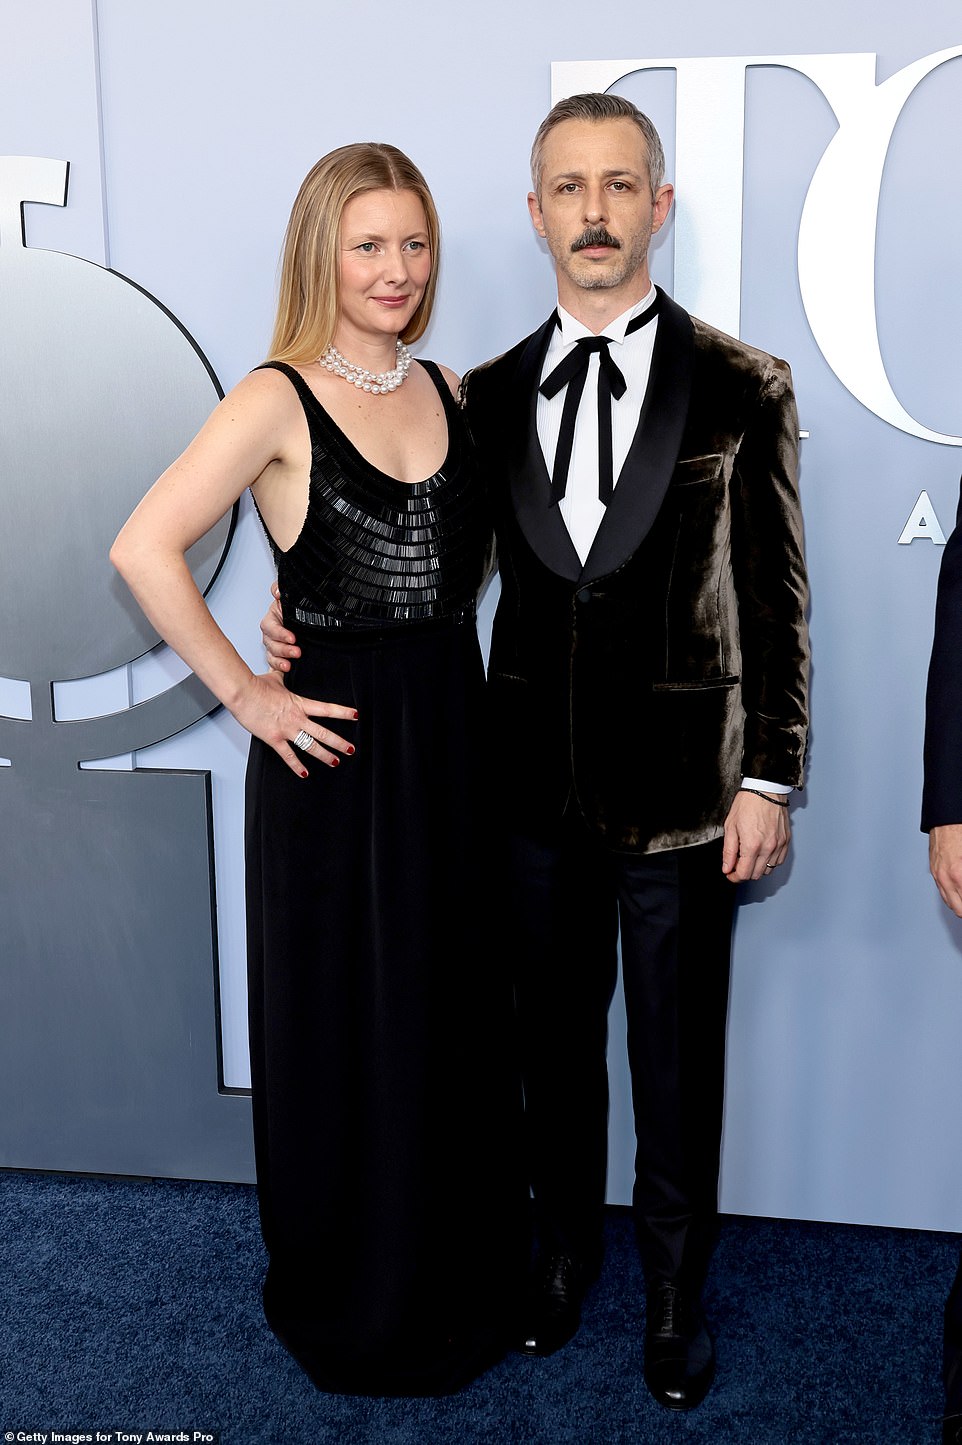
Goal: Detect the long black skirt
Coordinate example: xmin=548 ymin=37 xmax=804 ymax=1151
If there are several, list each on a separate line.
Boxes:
xmin=245 ymin=615 xmax=526 ymax=1395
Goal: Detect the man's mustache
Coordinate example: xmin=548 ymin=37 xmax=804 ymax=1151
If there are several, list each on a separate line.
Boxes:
xmin=571 ymin=226 xmax=621 ymax=253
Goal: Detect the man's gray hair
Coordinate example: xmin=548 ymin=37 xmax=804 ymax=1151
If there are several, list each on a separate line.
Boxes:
xmin=530 ymin=93 xmax=666 ymax=200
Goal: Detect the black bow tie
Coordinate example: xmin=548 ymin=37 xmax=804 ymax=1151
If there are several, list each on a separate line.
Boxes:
xmin=539 ymin=294 xmax=661 ymax=506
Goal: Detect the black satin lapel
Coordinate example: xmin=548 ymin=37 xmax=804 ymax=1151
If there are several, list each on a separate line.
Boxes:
xmin=508 ymin=318 xmax=582 ymax=582
xmin=580 ymin=293 xmax=694 ymax=584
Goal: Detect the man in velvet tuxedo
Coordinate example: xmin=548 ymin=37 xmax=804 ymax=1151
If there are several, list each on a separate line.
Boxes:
xmin=459 ymin=92 xmax=809 ymax=1410
xmin=921 ymin=490 xmax=962 ymax=1445
xmin=261 ymin=93 xmax=809 ymax=1410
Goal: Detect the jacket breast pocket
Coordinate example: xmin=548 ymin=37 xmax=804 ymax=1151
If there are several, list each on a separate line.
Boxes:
xmin=671 ymin=453 xmax=725 ymax=487
xmin=652 ymin=675 xmax=739 ymax=692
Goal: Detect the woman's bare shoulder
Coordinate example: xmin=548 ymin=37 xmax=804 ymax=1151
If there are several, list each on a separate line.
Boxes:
xmin=233 ymin=363 xmax=303 ymax=403
xmin=217 ymin=364 xmax=308 ymax=429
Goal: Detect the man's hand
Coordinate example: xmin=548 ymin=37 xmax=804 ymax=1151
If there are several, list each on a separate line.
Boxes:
xmin=261 ymin=581 xmax=300 ymax=674
xmin=721 ymin=790 xmax=791 ymax=883
xmin=930 ymin=824 xmax=962 ymax=918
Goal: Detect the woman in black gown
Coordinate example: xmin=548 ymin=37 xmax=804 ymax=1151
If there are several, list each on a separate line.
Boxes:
xmin=111 ymin=143 xmax=525 ymax=1395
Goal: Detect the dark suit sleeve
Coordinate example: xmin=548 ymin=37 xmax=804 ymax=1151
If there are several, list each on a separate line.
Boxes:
xmin=457 ymin=368 xmax=474 ymax=418
xmin=922 ymin=482 xmax=962 ymax=830
xmin=729 ymin=358 xmax=810 ymax=787
xmin=459 ymin=364 xmax=495 ymax=469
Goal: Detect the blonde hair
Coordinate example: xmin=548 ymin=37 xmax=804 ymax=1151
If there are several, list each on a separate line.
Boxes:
xmin=268 ymin=143 xmax=441 ymax=365
xmin=530 ymin=93 xmax=666 ymax=201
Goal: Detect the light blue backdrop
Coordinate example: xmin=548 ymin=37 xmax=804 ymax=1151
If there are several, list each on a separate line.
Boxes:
xmin=5 ymin=0 xmax=962 ymax=1229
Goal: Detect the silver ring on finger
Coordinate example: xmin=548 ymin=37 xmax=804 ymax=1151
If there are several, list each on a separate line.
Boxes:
xmin=764 ymin=863 xmax=775 ymax=873
xmin=292 ymin=729 xmax=314 ymax=752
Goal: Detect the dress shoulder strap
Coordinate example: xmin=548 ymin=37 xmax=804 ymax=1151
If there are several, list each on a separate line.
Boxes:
xmin=253 ymin=360 xmax=323 ymax=418
xmin=417 ymin=358 xmax=458 ymax=415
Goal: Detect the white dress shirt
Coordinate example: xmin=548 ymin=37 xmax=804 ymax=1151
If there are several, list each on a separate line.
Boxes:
xmin=537 ymin=287 xmax=659 ymax=566
xmin=535 ymin=285 xmax=791 ymax=799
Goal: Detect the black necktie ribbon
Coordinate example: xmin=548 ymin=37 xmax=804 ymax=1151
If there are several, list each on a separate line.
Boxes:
xmin=539 ymin=294 xmax=661 ymax=506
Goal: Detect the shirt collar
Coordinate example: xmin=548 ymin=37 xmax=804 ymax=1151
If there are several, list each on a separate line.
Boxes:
xmin=555 ymin=284 xmax=658 ymax=348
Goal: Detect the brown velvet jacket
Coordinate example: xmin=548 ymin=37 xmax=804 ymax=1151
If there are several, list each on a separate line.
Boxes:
xmin=463 ymin=289 xmax=810 ymax=853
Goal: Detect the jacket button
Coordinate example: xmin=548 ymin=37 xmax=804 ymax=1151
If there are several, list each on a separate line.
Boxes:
xmin=576 ymin=588 xmax=591 ymax=604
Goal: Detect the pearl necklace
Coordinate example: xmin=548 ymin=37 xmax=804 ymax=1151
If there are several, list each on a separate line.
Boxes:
xmin=320 ymin=338 xmax=412 ymax=395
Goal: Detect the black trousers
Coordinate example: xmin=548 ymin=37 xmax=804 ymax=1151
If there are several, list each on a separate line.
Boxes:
xmin=946 ymin=1248 xmax=962 ymax=1422
xmin=504 ymin=807 xmax=735 ymax=1294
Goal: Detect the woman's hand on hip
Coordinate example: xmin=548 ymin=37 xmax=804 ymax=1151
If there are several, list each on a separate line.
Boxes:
xmin=232 ymin=671 xmax=357 ymax=777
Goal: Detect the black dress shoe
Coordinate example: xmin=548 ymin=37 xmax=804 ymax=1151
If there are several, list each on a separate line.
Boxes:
xmin=643 ymin=1280 xmax=715 ymax=1411
xmin=944 ymin=1413 xmax=962 ymax=1444
xmin=517 ymin=1253 xmax=585 ymax=1356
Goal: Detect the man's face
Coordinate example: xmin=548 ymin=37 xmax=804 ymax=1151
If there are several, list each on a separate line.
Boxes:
xmin=528 ymin=117 xmax=673 ymax=309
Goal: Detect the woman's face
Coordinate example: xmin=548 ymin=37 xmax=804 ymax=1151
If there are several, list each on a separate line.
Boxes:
xmin=336 ymin=188 xmax=432 ymax=347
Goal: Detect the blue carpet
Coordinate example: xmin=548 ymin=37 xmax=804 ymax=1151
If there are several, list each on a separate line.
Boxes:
xmin=0 ymin=1171 xmax=954 ymax=1444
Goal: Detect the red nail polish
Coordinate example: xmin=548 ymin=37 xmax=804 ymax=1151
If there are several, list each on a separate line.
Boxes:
xmin=330 ymin=757 xmax=340 ymax=767
xmin=346 ymin=746 xmax=355 ymax=756
xmin=352 ymin=710 xmax=359 ymax=719
xmin=300 ymin=769 xmax=308 ymax=779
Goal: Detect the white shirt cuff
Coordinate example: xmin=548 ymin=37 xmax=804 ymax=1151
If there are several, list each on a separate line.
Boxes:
xmin=741 ymin=777 xmax=792 ymax=795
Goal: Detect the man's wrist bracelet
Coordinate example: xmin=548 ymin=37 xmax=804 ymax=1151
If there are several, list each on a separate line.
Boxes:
xmin=739 ymin=786 xmax=790 ymax=808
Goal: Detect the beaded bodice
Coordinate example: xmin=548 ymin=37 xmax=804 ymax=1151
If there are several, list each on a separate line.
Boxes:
xmin=253 ymin=361 xmax=491 ymax=629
